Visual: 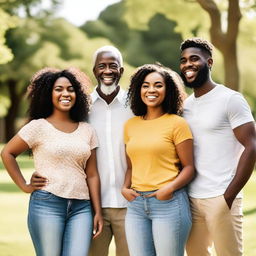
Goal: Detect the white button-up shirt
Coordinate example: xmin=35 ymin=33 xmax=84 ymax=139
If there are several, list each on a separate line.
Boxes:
xmin=89 ymin=88 xmax=133 ymax=208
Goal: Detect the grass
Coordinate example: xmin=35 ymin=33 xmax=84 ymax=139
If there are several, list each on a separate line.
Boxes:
xmin=0 ymin=155 xmax=255 ymax=255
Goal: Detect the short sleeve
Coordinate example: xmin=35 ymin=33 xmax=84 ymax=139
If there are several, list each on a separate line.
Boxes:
xmin=89 ymin=127 xmax=99 ymax=150
xmin=18 ymin=120 xmax=41 ymax=148
xmin=227 ymin=93 xmax=254 ymax=129
xmin=123 ymin=120 xmax=130 ymax=144
xmin=172 ymin=118 xmax=193 ymax=145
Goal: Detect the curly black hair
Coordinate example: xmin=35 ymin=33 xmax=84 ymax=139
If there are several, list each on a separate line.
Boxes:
xmin=180 ymin=37 xmax=213 ymax=57
xmin=127 ymin=64 xmax=185 ymax=116
xmin=27 ymin=69 xmax=90 ymax=122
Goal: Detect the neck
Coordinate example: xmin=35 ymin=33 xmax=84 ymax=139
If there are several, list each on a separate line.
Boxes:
xmin=194 ymin=79 xmax=217 ymax=98
xmin=48 ymin=111 xmax=72 ymax=122
xmin=96 ymin=85 xmax=120 ymax=104
xmin=144 ymin=107 xmax=165 ymax=120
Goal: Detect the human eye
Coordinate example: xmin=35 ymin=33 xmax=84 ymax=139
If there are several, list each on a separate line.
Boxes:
xmin=68 ymin=86 xmax=75 ymax=92
xmin=54 ymin=86 xmax=62 ymax=92
xmin=180 ymin=58 xmax=186 ymax=64
xmin=110 ymin=64 xmax=118 ymax=70
xmin=141 ymin=83 xmax=149 ymax=88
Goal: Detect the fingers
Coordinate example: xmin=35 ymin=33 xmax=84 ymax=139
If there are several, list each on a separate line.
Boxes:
xmin=146 ymin=192 xmax=156 ymax=198
xmin=93 ymin=220 xmax=103 ymax=239
xmin=30 ymin=172 xmax=48 ymax=189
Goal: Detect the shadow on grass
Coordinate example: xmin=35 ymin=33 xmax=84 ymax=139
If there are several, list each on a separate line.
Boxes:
xmin=244 ymin=208 xmax=256 ymax=216
xmin=0 ymin=183 xmax=21 ymax=193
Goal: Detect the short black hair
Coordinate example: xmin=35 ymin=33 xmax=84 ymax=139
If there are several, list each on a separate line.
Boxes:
xmin=127 ymin=64 xmax=186 ymax=116
xmin=27 ymin=68 xmax=90 ymax=122
xmin=180 ymin=37 xmax=213 ymax=57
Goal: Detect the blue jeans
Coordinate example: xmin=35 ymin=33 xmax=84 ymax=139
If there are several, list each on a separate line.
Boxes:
xmin=125 ymin=188 xmax=192 ymax=256
xmin=28 ymin=190 xmax=93 ymax=256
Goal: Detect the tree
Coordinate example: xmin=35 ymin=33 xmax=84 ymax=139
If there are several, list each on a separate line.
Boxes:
xmin=0 ymin=8 xmax=16 ymax=65
xmin=124 ymin=0 xmax=251 ymax=91
xmin=81 ymin=2 xmax=182 ymax=70
xmin=0 ymin=17 xmax=114 ymax=142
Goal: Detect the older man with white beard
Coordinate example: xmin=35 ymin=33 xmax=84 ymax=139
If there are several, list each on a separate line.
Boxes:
xmin=89 ymin=46 xmax=132 ymax=256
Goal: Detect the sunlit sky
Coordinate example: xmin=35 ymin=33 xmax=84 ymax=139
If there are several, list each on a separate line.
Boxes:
xmin=55 ymin=0 xmax=121 ymax=26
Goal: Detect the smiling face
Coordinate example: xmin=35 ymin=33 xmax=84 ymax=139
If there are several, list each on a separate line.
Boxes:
xmin=140 ymin=72 xmax=166 ymax=110
xmin=52 ymin=77 xmax=76 ymax=113
xmin=93 ymin=51 xmax=124 ymax=95
xmin=180 ymin=47 xmax=212 ymax=88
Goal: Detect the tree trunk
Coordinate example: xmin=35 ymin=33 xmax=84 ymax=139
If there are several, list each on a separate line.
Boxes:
xmin=196 ymin=0 xmax=241 ymax=91
xmin=4 ymin=80 xmax=20 ymax=142
xmin=223 ymin=43 xmax=239 ymax=91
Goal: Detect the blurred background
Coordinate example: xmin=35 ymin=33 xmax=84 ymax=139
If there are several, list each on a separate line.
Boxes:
xmin=0 ymin=0 xmax=255 ymax=255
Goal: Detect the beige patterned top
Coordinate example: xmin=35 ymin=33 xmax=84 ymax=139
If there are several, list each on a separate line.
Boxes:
xmin=18 ymin=118 xmax=98 ymax=199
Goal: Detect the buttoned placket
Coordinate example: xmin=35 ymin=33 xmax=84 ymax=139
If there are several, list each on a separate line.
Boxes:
xmin=105 ymin=101 xmax=118 ymax=205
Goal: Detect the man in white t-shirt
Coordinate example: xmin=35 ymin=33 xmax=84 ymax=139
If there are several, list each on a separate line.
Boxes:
xmin=88 ymin=46 xmax=132 ymax=256
xmin=179 ymin=38 xmax=256 ymax=256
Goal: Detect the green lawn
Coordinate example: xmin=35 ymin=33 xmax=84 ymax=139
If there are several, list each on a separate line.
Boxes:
xmin=0 ymin=155 xmax=255 ymax=255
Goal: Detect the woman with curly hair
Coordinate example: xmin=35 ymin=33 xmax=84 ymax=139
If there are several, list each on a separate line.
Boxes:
xmin=122 ymin=64 xmax=194 ymax=256
xmin=1 ymin=68 xmax=103 ymax=256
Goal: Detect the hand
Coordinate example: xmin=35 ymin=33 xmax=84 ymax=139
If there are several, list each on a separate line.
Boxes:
xmin=92 ymin=213 xmax=103 ymax=239
xmin=121 ymin=188 xmax=140 ymax=202
xmin=146 ymin=186 xmax=173 ymax=201
xmin=223 ymin=192 xmax=236 ymax=209
xmin=29 ymin=172 xmax=48 ymax=190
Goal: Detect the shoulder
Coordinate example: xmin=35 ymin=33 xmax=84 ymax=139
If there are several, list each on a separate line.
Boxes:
xmin=124 ymin=116 xmax=140 ymax=129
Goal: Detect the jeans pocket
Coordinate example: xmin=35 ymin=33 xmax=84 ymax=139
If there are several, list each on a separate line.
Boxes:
xmin=31 ymin=190 xmax=53 ymax=200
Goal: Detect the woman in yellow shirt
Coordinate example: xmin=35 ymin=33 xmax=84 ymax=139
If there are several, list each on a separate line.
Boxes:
xmin=122 ymin=64 xmax=194 ymax=256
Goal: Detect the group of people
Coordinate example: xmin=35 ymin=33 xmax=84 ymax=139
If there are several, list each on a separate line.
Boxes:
xmin=1 ymin=38 xmax=256 ymax=256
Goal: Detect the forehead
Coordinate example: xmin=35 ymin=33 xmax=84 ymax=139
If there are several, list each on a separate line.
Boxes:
xmin=95 ymin=51 xmax=120 ymax=65
xmin=181 ymin=47 xmax=205 ymax=58
xmin=53 ymin=77 xmax=72 ymax=86
xmin=144 ymin=72 xmax=164 ymax=81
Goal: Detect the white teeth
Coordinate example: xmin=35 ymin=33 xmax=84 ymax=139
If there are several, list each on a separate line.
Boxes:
xmin=147 ymin=96 xmax=157 ymax=99
xmin=185 ymin=71 xmax=194 ymax=78
xmin=61 ymin=100 xmax=70 ymax=103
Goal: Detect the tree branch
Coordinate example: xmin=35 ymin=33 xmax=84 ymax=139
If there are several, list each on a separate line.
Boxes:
xmin=227 ymin=0 xmax=241 ymax=42
xmin=196 ymin=0 xmax=225 ymax=50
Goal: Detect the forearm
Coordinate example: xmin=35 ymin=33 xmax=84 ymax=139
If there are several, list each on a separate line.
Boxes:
xmin=165 ymin=165 xmax=194 ymax=193
xmin=1 ymin=151 xmax=28 ymax=192
xmin=87 ymin=175 xmax=102 ymax=215
xmin=122 ymin=167 xmax=132 ymax=189
xmin=225 ymin=145 xmax=256 ymax=199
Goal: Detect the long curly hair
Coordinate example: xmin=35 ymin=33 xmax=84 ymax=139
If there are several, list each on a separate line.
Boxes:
xmin=127 ymin=64 xmax=186 ymax=116
xmin=27 ymin=67 xmax=91 ymax=122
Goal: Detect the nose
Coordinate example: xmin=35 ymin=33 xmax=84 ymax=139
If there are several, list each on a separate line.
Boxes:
xmin=103 ymin=66 xmax=112 ymax=74
xmin=62 ymin=89 xmax=70 ymax=96
xmin=148 ymin=86 xmax=156 ymax=92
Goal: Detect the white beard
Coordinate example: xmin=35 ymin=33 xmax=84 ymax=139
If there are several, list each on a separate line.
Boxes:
xmin=100 ymin=83 xmax=117 ymax=95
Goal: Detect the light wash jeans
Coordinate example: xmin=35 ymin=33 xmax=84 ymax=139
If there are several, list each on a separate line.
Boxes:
xmin=28 ymin=190 xmax=93 ymax=256
xmin=125 ymin=188 xmax=192 ymax=256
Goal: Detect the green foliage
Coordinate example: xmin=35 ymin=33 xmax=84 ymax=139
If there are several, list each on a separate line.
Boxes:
xmin=0 ymin=8 xmax=17 ymax=64
xmin=81 ymin=2 xmax=183 ymax=71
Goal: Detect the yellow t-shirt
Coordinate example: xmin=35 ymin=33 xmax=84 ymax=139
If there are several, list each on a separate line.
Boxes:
xmin=124 ymin=113 xmax=193 ymax=191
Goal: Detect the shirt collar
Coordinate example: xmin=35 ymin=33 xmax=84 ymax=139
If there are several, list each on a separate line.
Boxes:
xmin=91 ymin=86 xmax=126 ymax=104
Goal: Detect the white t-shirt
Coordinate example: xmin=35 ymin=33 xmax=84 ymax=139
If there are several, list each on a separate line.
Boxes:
xmin=183 ymin=84 xmax=254 ymax=198
xmin=89 ymin=88 xmax=133 ymax=208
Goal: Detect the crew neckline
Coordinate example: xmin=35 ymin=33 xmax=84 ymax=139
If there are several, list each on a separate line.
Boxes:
xmin=43 ymin=118 xmax=80 ymax=134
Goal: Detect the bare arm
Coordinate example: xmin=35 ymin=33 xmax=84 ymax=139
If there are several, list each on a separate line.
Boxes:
xmin=148 ymin=139 xmax=195 ymax=200
xmin=1 ymin=135 xmax=36 ymax=193
xmin=224 ymin=122 xmax=256 ymax=208
xmin=121 ymin=149 xmax=140 ymax=201
xmin=85 ymin=149 xmax=103 ymax=238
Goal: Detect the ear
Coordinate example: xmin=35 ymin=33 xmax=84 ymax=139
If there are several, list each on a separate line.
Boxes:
xmin=120 ymin=67 xmax=124 ymax=76
xmin=207 ymin=58 xmax=213 ymax=70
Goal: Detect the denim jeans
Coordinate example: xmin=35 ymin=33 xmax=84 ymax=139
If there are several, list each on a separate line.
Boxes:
xmin=125 ymin=188 xmax=192 ymax=256
xmin=28 ymin=190 xmax=93 ymax=256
